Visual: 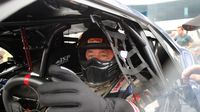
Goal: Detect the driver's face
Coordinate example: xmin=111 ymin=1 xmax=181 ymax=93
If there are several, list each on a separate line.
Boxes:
xmin=85 ymin=49 xmax=114 ymax=61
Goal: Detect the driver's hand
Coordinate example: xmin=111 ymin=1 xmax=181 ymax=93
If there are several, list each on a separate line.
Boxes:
xmin=181 ymin=65 xmax=200 ymax=82
xmin=37 ymin=65 xmax=134 ymax=112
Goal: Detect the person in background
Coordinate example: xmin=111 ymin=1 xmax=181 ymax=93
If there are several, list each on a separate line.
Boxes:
xmin=37 ymin=27 xmax=143 ymax=112
xmin=175 ymin=26 xmax=193 ymax=48
xmin=169 ymin=30 xmax=177 ymax=40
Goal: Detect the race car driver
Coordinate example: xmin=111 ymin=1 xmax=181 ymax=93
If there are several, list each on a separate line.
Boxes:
xmin=37 ymin=26 xmax=142 ymax=112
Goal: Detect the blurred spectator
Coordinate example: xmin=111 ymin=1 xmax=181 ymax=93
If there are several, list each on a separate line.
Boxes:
xmin=175 ymin=26 xmax=193 ymax=48
xmin=169 ymin=30 xmax=177 ymax=39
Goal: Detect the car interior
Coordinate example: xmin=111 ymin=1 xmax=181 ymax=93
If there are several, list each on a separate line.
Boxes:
xmin=0 ymin=1 xmax=181 ymax=111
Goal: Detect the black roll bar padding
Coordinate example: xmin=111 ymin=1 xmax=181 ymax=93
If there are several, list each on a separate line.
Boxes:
xmin=39 ymin=25 xmax=69 ymax=77
xmin=0 ymin=16 xmax=90 ymax=27
xmin=120 ymin=20 xmax=146 ymax=47
xmin=92 ymin=12 xmax=146 ymax=47
xmin=3 ymin=75 xmax=45 ymax=112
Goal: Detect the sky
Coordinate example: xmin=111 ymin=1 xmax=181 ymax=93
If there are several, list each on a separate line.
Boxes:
xmin=116 ymin=0 xmax=176 ymax=5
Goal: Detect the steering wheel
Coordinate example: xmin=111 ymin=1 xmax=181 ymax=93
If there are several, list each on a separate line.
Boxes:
xmin=3 ymin=73 xmax=46 ymax=112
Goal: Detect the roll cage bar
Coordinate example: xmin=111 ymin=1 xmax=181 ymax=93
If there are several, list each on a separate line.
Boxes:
xmin=89 ymin=13 xmax=167 ymax=88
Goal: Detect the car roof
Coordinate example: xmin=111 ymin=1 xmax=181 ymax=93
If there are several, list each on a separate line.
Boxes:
xmin=0 ymin=0 xmax=36 ymax=22
xmin=0 ymin=0 xmax=152 ymax=25
xmin=182 ymin=15 xmax=200 ymax=31
xmin=77 ymin=0 xmax=153 ymax=22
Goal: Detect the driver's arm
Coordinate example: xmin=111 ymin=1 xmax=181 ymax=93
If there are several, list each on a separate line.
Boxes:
xmin=37 ymin=65 xmax=138 ymax=112
xmin=182 ymin=65 xmax=200 ymax=82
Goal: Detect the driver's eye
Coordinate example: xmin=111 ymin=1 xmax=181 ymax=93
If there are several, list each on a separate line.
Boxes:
xmin=99 ymin=53 xmax=108 ymax=58
xmin=86 ymin=50 xmax=96 ymax=60
xmin=87 ymin=55 xmax=95 ymax=59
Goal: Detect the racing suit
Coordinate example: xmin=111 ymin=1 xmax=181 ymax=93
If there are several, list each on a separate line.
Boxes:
xmin=86 ymin=74 xmax=143 ymax=112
